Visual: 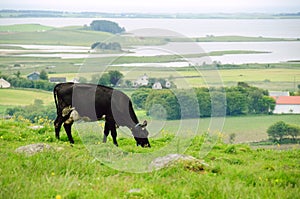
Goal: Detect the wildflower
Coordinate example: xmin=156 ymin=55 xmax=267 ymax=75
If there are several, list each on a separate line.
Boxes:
xmin=55 ymin=195 xmax=62 ymax=199
xmin=51 ymin=172 xmax=55 ymax=176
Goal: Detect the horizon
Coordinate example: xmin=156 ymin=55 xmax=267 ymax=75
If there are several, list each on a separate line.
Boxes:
xmin=1 ymin=0 xmax=300 ymax=14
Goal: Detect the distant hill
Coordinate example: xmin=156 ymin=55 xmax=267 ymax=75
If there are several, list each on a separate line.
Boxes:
xmin=1 ymin=9 xmax=300 ymax=19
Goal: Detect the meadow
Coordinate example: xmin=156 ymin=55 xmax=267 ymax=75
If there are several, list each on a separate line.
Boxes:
xmin=0 ymin=118 xmax=299 ymax=198
xmin=0 ymin=23 xmax=300 ymax=198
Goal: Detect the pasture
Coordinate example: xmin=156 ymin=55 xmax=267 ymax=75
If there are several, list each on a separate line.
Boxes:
xmin=0 ymin=119 xmax=299 ymax=198
xmin=0 ymin=89 xmax=53 ymax=106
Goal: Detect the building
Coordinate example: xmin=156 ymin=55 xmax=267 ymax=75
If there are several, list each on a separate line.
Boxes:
xmin=272 ymin=96 xmax=300 ymax=114
xmin=269 ymin=91 xmax=289 ymax=97
xmin=27 ymin=72 xmax=40 ymax=81
xmin=49 ymin=77 xmax=67 ymax=83
xmin=0 ymin=78 xmax=10 ymax=88
xmin=133 ymin=74 xmax=149 ymax=87
xmin=152 ymin=82 xmax=162 ymax=90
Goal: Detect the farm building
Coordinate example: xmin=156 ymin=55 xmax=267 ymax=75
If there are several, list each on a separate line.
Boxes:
xmin=133 ymin=74 xmax=149 ymax=87
xmin=27 ymin=72 xmax=40 ymax=81
xmin=152 ymin=82 xmax=163 ymax=89
xmin=49 ymin=77 xmax=66 ymax=83
xmin=269 ymin=91 xmax=289 ymax=97
xmin=272 ymin=96 xmax=300 ymax=114
xmin=0 ymin=78 xmax=10 ymax=88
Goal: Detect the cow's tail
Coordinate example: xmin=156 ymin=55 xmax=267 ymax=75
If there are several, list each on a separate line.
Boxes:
xmin=53 ymin=84 xmax=60 ymax=114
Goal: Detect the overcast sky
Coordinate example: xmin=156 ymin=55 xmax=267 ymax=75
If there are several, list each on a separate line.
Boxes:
xmin=0 ymin=0 xmax=299 ymax=13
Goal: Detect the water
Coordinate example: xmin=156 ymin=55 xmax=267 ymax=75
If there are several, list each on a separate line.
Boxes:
xmin=0 ymin=18 xmax=299 ymax=38
xmin=0 ymin=18 xmax=300 ymax=63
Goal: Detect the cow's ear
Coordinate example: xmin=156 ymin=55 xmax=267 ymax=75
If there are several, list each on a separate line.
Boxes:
xmin=141 ymin=120 xmax=147 ymax=127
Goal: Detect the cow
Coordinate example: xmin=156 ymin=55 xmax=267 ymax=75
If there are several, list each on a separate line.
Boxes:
xmin=53 ymin=82 xmax=150 ymax=147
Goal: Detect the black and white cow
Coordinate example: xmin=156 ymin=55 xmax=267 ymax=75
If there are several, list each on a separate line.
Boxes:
xmin=53 ymin=82 xmax=150 ymax=147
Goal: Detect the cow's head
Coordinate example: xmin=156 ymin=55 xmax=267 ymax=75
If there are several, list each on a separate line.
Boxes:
xmin=132 ymin=120 xmax=151 ymax=147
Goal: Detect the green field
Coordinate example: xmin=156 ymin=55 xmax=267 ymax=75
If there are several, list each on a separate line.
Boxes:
xmin=0 ymin=119 xmax=299 ymax=198
xmin=0 ymin=24 xmax=53 ymax=32
xmin=0 ymin=89 xmax=53 ymax=106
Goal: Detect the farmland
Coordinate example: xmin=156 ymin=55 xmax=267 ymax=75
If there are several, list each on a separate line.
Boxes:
xmin=0 ymin=21 xmax=300 ymax=199
xmin=0 ymin=119 xmax=300 ymax=198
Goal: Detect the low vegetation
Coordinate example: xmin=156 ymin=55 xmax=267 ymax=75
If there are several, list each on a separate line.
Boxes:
xmin=0 ymin=118 xmax=299 ymax=198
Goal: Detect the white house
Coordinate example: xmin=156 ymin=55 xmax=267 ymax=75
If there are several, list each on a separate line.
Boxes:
xmin=272 ymin=96 xmax=300 ymax=114
xmin=0 ymin=78 xmax=10 ymax=88
xmin=269 ymin=91 xmax=289 ymax=97
xmin=152 ymin=82 xmax=162 ymax=90
xmin=133 ymin=74 xmax=149 ymax=87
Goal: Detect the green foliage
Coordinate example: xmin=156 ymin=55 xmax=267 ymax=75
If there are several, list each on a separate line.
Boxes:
xmin=39 ymin=69 xmax=48 ymax=80
xmin=89 ymin=20 xmax=125 ymax=34
xmin=90 ymin=70 xmax=124 ymax=87
xmin=131 ymin=88 xmax=152 ymax=109
xmin=131 ymin=83 xmax=274 ymax=120
xmin=267 ymin=121 xmax=300 ymax=142
xmin=2 ymin=75 xmax=55 ymax=91
xmin=6 ymin=99 xmax=56 ymax=122
xmin=145 ymin=89 xmax=180 ymax=120
xmin=108 ymin=70 xmax=124 ymax=86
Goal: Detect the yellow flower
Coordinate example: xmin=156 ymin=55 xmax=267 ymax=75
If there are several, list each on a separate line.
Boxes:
xmin=51 ymin=172 xmax=55 ymax=176
xmin=55 ymin=195 xmax=62 ymax=199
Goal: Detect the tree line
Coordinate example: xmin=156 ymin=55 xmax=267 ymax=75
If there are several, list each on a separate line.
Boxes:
xmin=131 ymin=82 xmax=276 ymax=120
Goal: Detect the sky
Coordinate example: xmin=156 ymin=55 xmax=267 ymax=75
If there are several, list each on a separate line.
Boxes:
xmin=0 ymin=0 xmax=299 ymax=13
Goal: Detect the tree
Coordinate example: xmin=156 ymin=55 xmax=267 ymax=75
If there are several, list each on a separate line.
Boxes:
xmin=98 ymin=73 xmax=111 ymax=86
xmin=90 ymin=20 xmax=125 ymax=34
xmin=108 ymin=70 xmax=123 ymax=86
xmin=40 ymin=70 xmax=48 ymax=80
xmin=131 ymin=88 xmax=151 ymax=109
xmin=145 ymin=90 xmax=180 ymax=120
xmin=287 ymin=124 xmax=300 ymax=141
xmin=267 ymin=121 xmax=288 ymax=142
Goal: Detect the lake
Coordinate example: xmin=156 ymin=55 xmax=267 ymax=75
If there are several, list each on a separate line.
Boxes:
xmin=0 ymin=18 xmax=300 ymax=64
xmin=0 ymin=18 xmax=300 ymax=38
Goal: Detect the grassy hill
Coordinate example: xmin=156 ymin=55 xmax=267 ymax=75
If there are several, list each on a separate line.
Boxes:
xmin=0 ymin=88 xmax=53 ymax=106
xmin=0 ymin=119 xmax=299 ymax=198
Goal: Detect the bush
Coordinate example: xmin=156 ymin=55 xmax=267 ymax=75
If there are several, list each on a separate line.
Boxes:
xmin=6 ymin=99 xmax=56 ymax=123
xmin=267 ymin=121 xmax=300 ymax=142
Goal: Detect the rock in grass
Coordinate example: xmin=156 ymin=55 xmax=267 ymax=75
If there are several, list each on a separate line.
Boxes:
xmin=148 ymin=154 xmax=209 ymax=171
xmin=15 ymin=143 xmax=53 ymax=156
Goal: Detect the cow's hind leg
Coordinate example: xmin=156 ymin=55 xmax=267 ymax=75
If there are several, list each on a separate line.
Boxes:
xmin=103 ymin=121 xmax=110 ymax=143
xmin=110 ymin=123 xmax=118 ymax=147
xmin=63 ymin=120 xmax=74 ymax=144
xmin=54 ymin=116 xmax=64 ymax=140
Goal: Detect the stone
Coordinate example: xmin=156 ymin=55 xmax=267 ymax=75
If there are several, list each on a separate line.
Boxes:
xmin=15 ymin=143 xmax=53 ymax=156
xmin=148 ymin=153 xmax=209 ymax=171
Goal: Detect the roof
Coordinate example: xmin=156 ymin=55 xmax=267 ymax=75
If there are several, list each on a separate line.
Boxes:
xmin=271 ymin=96 xmax=300 ymax=105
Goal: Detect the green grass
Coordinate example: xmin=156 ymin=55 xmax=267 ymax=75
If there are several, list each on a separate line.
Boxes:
xmin=0 ymin=88 xmax=53 ymax=106
xmin=0 ymin=119 xmax=299 ymax=198
xmin=0 ymin=24 xmax=53 ymax=32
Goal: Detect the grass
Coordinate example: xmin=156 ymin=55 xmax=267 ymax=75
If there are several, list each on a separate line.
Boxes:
xmin=0 ymin=24 xmax=53 ymax=32
xmin=0 ymin=118 xmax=299 ymax=198
xmin=0 ymin=88 xmax=53 ymax=106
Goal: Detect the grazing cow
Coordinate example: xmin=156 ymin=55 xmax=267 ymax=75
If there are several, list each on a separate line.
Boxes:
xmin=53 ymin=82 xmax=150 ymax=147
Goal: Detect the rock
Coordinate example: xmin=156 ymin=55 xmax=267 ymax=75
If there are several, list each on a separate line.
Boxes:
xmin=128 ymin=188 xmax=141 ymax=193
xmin=15 ymin=143 xmax=53 ymax=156
xmin=148 ymin=154 xmax=209 ymax=171
xmin=28 ymin=125 xmax=44 ymax=130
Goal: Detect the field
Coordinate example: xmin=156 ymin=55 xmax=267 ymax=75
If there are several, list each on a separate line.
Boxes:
xmin=1 ymin=23 xmax=300 ymax=198
xmin=0 ymin=89 xmax=53 ymax=106
xmin=0 ymin=119 xmax=299 ymax=198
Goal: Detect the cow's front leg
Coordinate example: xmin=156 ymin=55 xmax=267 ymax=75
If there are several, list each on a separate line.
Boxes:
xmin=63 ymin=120 xmax=74 ymax=144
